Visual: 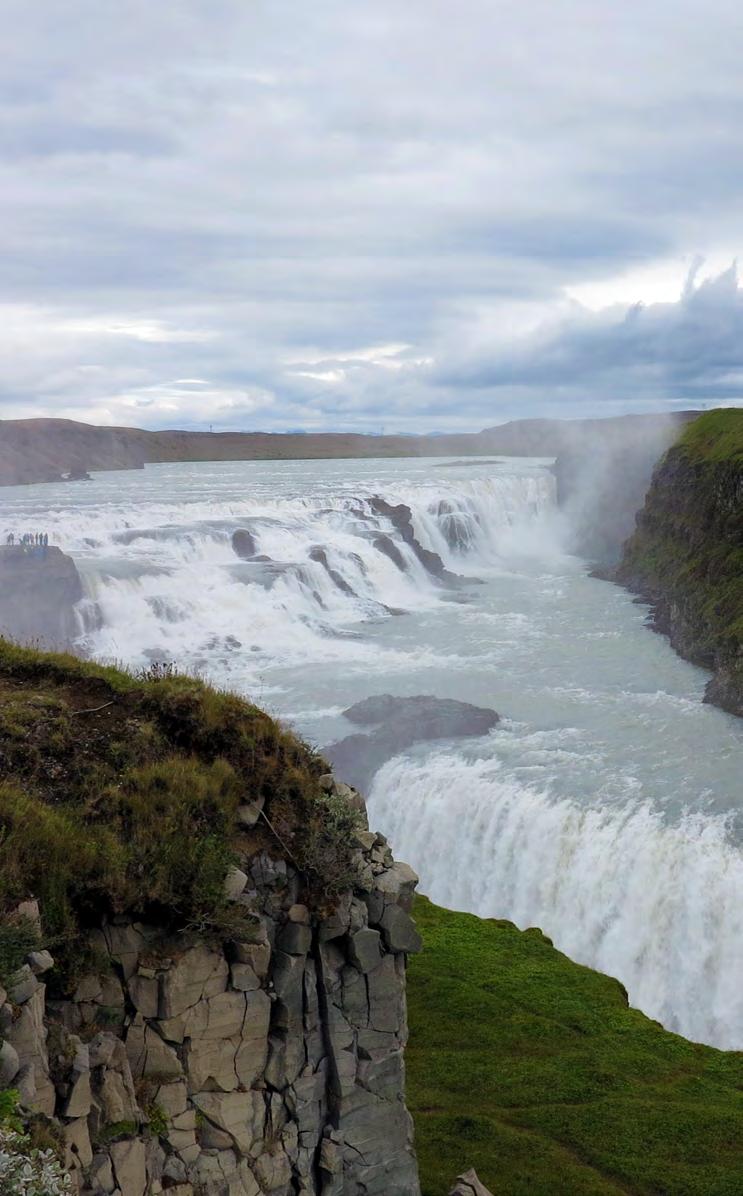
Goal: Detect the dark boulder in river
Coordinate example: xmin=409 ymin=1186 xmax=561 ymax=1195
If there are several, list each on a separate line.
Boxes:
xmin=324 ymin=693 xmax=500 ymax=792
xmin=345 ymin=693 xmax=499 ymax=735
xmin=232 ymin=528 xmax=257 ymax=558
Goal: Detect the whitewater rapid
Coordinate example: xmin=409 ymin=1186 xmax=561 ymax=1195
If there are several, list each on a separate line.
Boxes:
xmin=2 ymin=455 xmax=741 ymax=1048
xmin=369 ymin=752 xmax=743 ymax=1046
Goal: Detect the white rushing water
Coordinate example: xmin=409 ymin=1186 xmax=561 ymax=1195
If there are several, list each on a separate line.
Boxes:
xmin=2 ymin=455 xmax=741 ymax=1047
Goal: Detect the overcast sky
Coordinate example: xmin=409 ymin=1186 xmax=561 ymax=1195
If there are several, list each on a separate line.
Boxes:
xmin=3 ymin=0 xmax=743 ymax=432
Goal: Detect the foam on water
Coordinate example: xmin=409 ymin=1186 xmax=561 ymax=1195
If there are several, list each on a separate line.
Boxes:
xmin=47 ymin=468 xmax=555 ymax=678
xmin=368 ymin=751 xmax=743 ymax=1047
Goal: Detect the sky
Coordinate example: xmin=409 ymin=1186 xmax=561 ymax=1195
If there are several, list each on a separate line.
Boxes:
xmin=3 ymin=0 xmax=743 ymax=433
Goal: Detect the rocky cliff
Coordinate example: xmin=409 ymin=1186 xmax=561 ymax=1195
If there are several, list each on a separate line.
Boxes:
xmin=0 ymin=644 xmax=421 ymax=1196
xmin=0 ymin=546 xmax=83 ymax=647
xmin=1 ymin=837 xmax=420 ymax=1196
xmin=615 ymin=409 xmax=743 ymax=715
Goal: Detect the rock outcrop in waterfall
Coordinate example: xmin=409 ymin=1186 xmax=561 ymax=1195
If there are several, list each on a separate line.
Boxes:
xmin=0 ymin=546 xmax=83 ymax=648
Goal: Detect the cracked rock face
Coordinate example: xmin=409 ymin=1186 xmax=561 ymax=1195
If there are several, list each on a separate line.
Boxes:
xmin=0 ymin=800 xmax=422 ymax=1196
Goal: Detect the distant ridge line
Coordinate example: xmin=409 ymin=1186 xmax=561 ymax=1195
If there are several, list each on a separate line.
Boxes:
xmin=0 ymin=410 xmax=701 ymax=487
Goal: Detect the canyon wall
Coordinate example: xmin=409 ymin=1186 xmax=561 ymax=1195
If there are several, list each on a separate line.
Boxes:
xmin=616 ymin=410 xmax=743 ymax=716
xmin=1 ymin=805 xmax=421 ymax=1196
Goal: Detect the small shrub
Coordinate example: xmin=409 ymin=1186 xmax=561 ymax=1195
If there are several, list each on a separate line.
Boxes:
xmin=0 ymin=918 xmax=40 ymax=988
xmin=94 ymin=1120 xmax=138 ymax=1146
xmin=25 ymin=1119 xmax=65 ymax=1165
xmin=284 ymin=788 xmax=361 ymax=898
xmin=137 ymin=660 xmax=179 ymax=683
xmin=145 ymin=1104 xmax=169 ymax=1137
xmin=0 ymin=1091 xmax=22 ymax=1132
xmin=0 ymin=1125 xmax=72 ymax=1195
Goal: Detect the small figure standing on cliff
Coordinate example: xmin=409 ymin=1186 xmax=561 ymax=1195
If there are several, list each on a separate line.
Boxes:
xmin=6 ymin=532 xmax=14 ymax=546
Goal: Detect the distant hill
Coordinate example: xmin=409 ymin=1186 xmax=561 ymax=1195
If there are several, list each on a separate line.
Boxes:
xmin=0 ymin=411 xmax=701 ymax=487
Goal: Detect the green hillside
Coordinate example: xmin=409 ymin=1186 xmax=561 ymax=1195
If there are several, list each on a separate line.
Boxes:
xmin=676 ymin=407 xmax=743 ymax=462
xmin=407 ymin=897 xmax=743 ymax=1196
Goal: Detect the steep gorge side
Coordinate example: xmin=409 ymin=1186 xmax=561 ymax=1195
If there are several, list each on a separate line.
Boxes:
xmin=616 ymin=409 xmax=743 ymax=715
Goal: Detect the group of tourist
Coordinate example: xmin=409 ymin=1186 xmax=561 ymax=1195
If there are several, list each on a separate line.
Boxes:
xmin=5 ymin=531 xmax=51 ymax=550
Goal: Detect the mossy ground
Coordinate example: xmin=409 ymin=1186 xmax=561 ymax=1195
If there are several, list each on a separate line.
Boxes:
xmin=676 ymin=408 xmax=743 ymax=463
xmin=407 ymin=897 xmax=743 ymax=1196
xmin=0 ymin=640 xmax=357 ymax=987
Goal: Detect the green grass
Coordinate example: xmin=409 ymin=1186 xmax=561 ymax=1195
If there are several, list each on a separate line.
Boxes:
xmin=0 ymin=917 xmax=40 ymax=988
xmin=407 ymin=897 xmax=743 ymax=1196
xmin=0 ymin=640 xmax=359 ymax=986
xmin=677 ymin=408 xmax=743 ymax=462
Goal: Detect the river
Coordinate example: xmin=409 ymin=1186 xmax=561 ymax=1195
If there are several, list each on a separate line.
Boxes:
xmin=2 ymin=455 xmax=741 ymax=1047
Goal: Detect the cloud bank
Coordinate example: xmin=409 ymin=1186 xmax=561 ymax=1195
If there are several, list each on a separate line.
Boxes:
xmin=2 ymin=0 xmax=743 ymax=430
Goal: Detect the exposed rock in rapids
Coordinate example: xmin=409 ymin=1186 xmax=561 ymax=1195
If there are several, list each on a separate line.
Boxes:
xmin=308 ymin=545 xmax=356 ymax=595
xmin=373 ymin=533 xmax=408 ymax=570
xmin=369 ymin=496 xmax=461 ymax=583
xmin=0 ymin=545 xmax=83 ymax=647
xmin=232 ymin=528 xmax=258 ymax=559
xmin=324 ymin=693 xmax=500 ymax=791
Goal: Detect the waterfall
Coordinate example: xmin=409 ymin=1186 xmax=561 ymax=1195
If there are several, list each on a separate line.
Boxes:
xmin=368 ymin=750 xmax=743 ymax=1049
xmin=66 ymin=469 xmax=556 ymax=673
xmin=6 ymin=456 xmax=740 ymax=1052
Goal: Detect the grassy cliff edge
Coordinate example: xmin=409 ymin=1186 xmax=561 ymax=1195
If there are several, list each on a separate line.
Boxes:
xmin=0 ymin=640 xmax=358 ymax=981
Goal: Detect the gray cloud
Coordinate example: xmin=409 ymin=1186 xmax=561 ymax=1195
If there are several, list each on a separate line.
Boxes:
xmin=1 ymin=0 xmax=743 ymax=430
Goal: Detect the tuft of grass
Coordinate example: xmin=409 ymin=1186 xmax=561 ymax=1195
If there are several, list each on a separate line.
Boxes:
xmin=0 ymin=1090 xmax=22 ymax=1132
xmin=0 ymin=916 xmax=40 ymax=988
xmin=94 ymin=1120 xmax=139 ymax=1146
xmin=145 ymin=1104 xmax=169 ymax=1138
xmin=407 ymin=897 xmax=743 ymax=1196
xmin=26 ymin=1116 xmax=65 ymax=1163
xmin=0 ymin=639 xmax=358 ymax=983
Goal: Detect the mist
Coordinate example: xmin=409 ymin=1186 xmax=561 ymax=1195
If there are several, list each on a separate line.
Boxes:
xmin=551 ymin=412 xmax=691 ymax=565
